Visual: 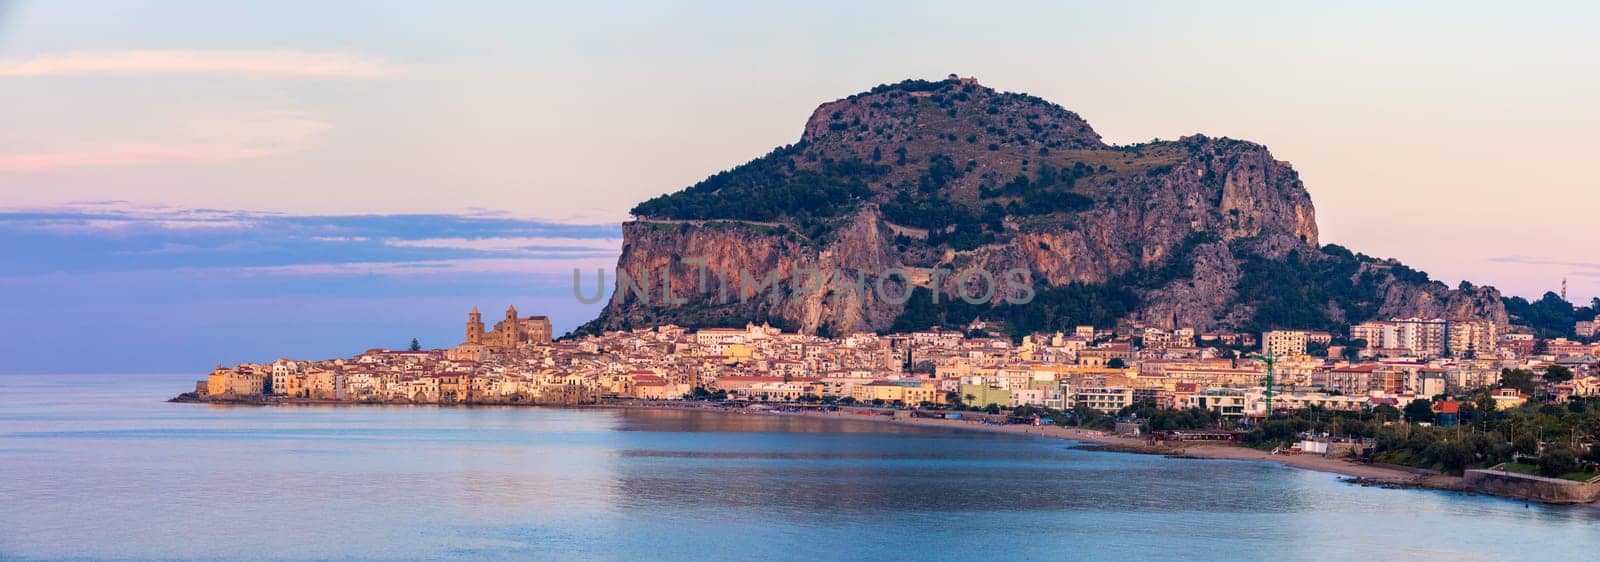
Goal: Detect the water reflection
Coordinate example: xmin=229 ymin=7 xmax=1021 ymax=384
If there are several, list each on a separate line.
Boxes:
xmin=1 ymin=374 xmax=1597 ymax=561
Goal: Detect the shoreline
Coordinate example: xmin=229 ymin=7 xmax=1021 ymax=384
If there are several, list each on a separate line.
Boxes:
xmin=588 ymin=400 xmax=1477 ymax=493
xmin=767 ymin=406 xmax=1460 ymax=488
xmin=607 ymin=402 xmax=1505 ymax=501
xmin=178 ymin=395 xmax=1592 ymax=506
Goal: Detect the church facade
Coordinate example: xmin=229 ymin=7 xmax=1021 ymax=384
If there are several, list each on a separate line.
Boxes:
xmin=457 ymin=305 xmax=552 ymax=358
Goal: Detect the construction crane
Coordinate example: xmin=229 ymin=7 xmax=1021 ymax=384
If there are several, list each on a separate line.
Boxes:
xmin=1248 ymin=353 xmax=1276 ymax=420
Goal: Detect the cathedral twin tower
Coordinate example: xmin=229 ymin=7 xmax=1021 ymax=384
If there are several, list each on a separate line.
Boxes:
xmin=466 ymin=305 xmax=553 ymax=350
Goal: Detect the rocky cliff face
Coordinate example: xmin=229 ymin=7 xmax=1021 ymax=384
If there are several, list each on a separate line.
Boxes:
xmin=581 ymin=76 xmax=1506 ymax=336
xmin=599 ymin=210 xmax=906 ymax=334
xmin=1375 ymin=273 xmax=1511 ymax=326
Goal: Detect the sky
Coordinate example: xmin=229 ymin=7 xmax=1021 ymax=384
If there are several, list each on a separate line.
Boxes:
xmin=1 ymin=0 xmax=1597 ymax=373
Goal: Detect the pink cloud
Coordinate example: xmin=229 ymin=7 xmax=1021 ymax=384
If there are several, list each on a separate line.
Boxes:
xmin=0 ymin=143 xmax=274 ymax=172
xmin=0 ymin=49 xmax=399 ymax=78
xmin=0 ymin=113 xmax=330 ymax=172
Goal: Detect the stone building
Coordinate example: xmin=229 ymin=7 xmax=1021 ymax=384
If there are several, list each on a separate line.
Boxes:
xmin=458 ymin=305 xmax=554 ymax=355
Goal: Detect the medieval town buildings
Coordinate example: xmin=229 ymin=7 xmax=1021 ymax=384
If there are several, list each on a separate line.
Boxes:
xmin=195 ymin=308 xmax=1599 ymax=422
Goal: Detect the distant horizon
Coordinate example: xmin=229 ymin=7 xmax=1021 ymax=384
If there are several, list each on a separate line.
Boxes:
xmin=1 ymin=197 xmax=1592 ymax=375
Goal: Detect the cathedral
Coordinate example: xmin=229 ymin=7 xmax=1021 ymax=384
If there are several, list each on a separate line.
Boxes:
xmin=452 ymin=305 xmax=552 ymax=360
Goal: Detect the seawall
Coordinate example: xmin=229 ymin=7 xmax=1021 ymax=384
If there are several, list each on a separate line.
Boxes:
xmin=1463 ymin=468 xmax=1600 ymax=505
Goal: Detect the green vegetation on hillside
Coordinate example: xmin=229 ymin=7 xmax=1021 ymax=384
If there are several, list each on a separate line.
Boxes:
xmin=1233 ymin=244 xmax=1387 ymax=333
xmin=1504 ymin=291 xmax=1599 ymax=339
xmin=878 ymin=160 xmax=1101 ymax=251
xmin=1232 ymin=243 xmax=1458 ymax=333
xmin=884 ymin=236 xmax=1472 ymax=338
xmin=889 ymin=282 xmax=1139 ymax=336
xmin=631 ymin=76 xmax=1113 ymax=247
xmin=630 ymin=146 xmax=881 ymax=228
xmin=978 ymin=162 xmax=1097 ymax=216
xmin=879 ymin=192 xmax=1005 ymax=250
xmin=889 ymin=234 xmax=1220 ymax=335
xmin=859 ymin=78 xmax=951 ymax=97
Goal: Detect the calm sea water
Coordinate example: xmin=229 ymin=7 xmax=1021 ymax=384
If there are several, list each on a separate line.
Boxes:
xmin=1 ymin=373 xmax=1596 ymax=561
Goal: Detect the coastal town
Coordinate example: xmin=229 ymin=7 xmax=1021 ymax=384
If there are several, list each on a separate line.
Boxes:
xmin=183 ymin=305 xmax=1600 ymax=503
xmin=190 ymin=306 xmax=1600 ymax=416
xmin=184 ymin=307 xmax=1600 ymax=502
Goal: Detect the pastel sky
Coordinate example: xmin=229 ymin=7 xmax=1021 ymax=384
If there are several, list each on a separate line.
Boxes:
xmin=1 ymin=1 xmax=1596 ymax=372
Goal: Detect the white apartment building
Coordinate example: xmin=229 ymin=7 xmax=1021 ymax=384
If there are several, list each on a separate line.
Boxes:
xmin=1073 ymin=386 xmax=1134 ymax=414
xmin=1350 ymin=318 xmax=1448 ymax=358
xmin=1262 ymin=330 xmax=1309 ymax=358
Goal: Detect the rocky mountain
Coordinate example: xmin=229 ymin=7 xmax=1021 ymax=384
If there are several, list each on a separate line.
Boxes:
xmin=577 ymin=76 xmax=1507 ymax=337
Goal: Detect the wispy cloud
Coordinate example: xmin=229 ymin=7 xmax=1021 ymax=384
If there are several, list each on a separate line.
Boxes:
xmin=0 ymin=203 xmax=623 ymax=238
xmin=0 ymin=49 xmax=401 ymax=78
xmin=22 ymin=217 xmax=257 ymax=235
xmin=0 ymin=112 xmax=332 ymax=172
xmin=2 ymin=206 xmax=259 ymax=234
xmin=1490 ymin=255 xmax=1600 ymax=270
xmin=0 ymin=204 xmax=623 ymax=281
xmin=236 ymin=257 xmax=617 ymax=277
xmin=384 ymin=236 xmax=623 ymax=252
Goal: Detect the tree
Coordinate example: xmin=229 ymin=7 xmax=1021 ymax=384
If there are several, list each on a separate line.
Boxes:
xmin=1500 ymin=368 xmax=1536 ymax=395
xmin=1306 ymin=341 xmax=1330 ymax=357
xmin=1537 ymin=448 xmax=1579 ymax=477
xmin=1545 ymin=365 xmax=1575 ymax=384
xmin=945 ymin=391 xmax=964 ymax=408
xmin=1106 ymin=358 xmax=1127 ymax=369
xmin=1474 ymin=391 xmax=1497 ymax=425
xmin=1434 ymin=440 xmax=1475 ymax=473
xmin=1513 ymin=434 xmax=1538 ymax=456
xmin=1342 ymin=339 xmax=1366 ymax=362
xmin=1339 ymin=419 xmax=1367 ymax=438
xmin=409 ymin=338 xmax=422 ymax=352
xmin=1372 ymin=404 xmax=1401 ymax=421
xmin=1403 ymin=399 xmax=1435 ymax=424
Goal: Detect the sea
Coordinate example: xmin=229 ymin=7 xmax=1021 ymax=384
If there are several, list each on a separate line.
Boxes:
xmin=1 ymin=373 xmax=1596 ymax=561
